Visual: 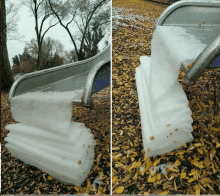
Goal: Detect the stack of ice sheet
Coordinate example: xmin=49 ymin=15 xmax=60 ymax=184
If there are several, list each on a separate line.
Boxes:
xmin=135 ymin=27 xmax=195 ymax=157
xmin=5 ymin=90 xmax=95 ymax=186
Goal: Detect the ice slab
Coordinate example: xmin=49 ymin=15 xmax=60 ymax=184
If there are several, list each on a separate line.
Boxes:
xmin=5 ymin=90 xmax=95 ymax=185
xmin=135 ymin=27 xmax=194 ymax=157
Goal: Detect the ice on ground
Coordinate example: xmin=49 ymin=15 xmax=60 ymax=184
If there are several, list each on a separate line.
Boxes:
xmin=150 ymin=164 xmax=176 ymax=175
xmin=5 ymin=90 xmax=95 ymax=186
xmin=92 ymin=176 xmax=103 ymax=187
xmin=112 ymin=7 xmax=154 ymax=30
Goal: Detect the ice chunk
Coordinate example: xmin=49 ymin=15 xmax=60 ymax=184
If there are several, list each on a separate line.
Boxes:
xmin=135 ymin=27 xmax=194 ymax=157
xmin=150 ymin=164 xmax=176 ymax=175
xmin=5 ymin=90 xmax=95 ymax=186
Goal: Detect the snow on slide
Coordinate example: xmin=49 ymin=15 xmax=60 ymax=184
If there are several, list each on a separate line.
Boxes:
xmin=5 ymin=90 xmax=95 ymax=186
xmin=135 ymin=27 xmax=194 ymax=157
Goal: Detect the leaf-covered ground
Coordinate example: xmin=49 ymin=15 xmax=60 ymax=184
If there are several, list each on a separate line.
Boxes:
xmin=1 ymin=86 xmax=110 ymax=194
xmin=112 ymin=0 xmax=220 ymax=194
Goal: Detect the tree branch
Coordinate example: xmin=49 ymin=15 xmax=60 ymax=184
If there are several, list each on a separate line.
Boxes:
xmin=79 ymin=0 xmax=108 ymax=54
xmin=48 ymin=0 xmax=79 ymax=56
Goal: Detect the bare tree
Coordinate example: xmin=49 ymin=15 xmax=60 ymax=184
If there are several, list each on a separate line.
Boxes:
xmin=48 ymin=0 xmax=110 ymax=61
xmin=21 ymin=0 xmax=60 ymax=69
xmin=25 ymin=37 xmax=64 ymax=60
xmin=77 ymin=4 xmax=110 ymax=57
xmin=6 ymin=0 xmax=24 ymax=40
xmin=1 ymin=0 xmax=14 ymax=90
xmin=63 ymin=49 xmax=77 ymax=64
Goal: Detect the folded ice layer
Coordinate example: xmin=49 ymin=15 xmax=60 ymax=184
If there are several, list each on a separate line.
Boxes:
xmin=11 ymin=89 xmax=83 ymax=135
xmin=135 ymin=28 xmax=194 ymax=157
xmin=5 ymin=90 xmax=95 ymax=185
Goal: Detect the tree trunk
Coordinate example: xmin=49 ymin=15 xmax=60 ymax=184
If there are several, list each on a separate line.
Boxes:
xmin=1 ymin=0 xmax=14 ymax=90
xmin=37 ymin=51 xmax=41 ymax=70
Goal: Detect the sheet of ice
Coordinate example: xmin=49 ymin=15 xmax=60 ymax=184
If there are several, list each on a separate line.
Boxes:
xmin=5 ymin=90 xmax=95 ymax=185
xmin=135 ymin=26 xmax=196 ymax=157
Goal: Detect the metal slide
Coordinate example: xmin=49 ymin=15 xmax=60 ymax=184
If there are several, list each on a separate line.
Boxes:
xmin=154 ymin=0 xmax=220 ymax=83
xmin=135 ymin=0 xmax=220 ymax=157
xmin=8 ymin=44 xmax=111 ymax=107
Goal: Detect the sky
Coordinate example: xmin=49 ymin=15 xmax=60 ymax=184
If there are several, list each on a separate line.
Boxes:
xmin=7 ymin=0 xmax=111 ymax=67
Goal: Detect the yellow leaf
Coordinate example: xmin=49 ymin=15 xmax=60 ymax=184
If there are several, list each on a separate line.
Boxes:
xmin=206 ymin=183 xmax=214 ymax=190
xmin=174 ymin=179 xmax=177 ymax=191
xmin=145 ymin=160 xmax=153 ymax=171
xmin=200 ymin=138 xmax=204 ymax=145
xmin=129 ymin=161 xmax=141 ymax=172
xmin=211 ymin=127 xmax=220 ymax=132
xmin=157 ymin=173 xmax=161 ymax=181
xmin=150 ymin=136 xmax=154 ymax=141
xmin=197 ymin=149 xmax=203 ymax=155
xmin=112 ymin=176 xmax=118 ymax=184
xmin=114 ymin=153 xmax=122 ymax=159
xmin=115 ymin=186 xmax=124 ymax=194
xmin=133 ymin=172 xmax=138 ymax=180
xmin=182 ymin=143 xmax=187 ymax=148
xmin=116 ymin=55 xmax=122 ymax=61
xmin=115 ymin=162 xmax=124 ymax=168
xmin=194 ymin=143 xmax=202 ymax=147
xmin=43 ymin=173 xmax=46 ymax=182
xmin=188 ymin=170 xmax=196 ymax=176
xmin=167 ymin=166 xmax=178 ymax=172
xmin=97 ymin=186 xmax=103 ymax=194
xmin=194 ymin=185 xmax=200 ymax=195
xmin=200 ymin=101 xmax=207 ymax=108
xmin=112 ymin=147 xmax=120 ymax=150
xmin=191 ymin=160 xmax=205 ymax=168
xmin=147 ymin=176 xmax=157 ymax=183
xmin=153 ymin=159 xmax=161 ymax=167
xmin=181 ymin=172 xmax=186 ymax=179
xmin=166 ymin=151 xmax=175 ymax=155
xmin=74 ymin=186 xmax=79 ymax=191
xmin=48 ymin=176 xmax=53 ymax=180
xmin=122 ymin=174 xmax=131 ymax=182
xmin=200 ymin=178 xmax=213 ymax=184
xmin=175 ymin=159 xmax=181 ymax=166
xmin=188 ymin=178 xmax=197 ymax=183
xmin=212 ymin=163 xmax=217 ymax=174
xmin=158 ymin=190 xmax=170 ymax=195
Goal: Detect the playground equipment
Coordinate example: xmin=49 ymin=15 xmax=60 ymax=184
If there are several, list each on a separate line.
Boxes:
xmin=8 ymin=45 xmax=111 ymax=107
xmin=5 ymin=45 xmax=111 ymax=185
xmin=136 ymin=0 xmax=220 ymax=157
